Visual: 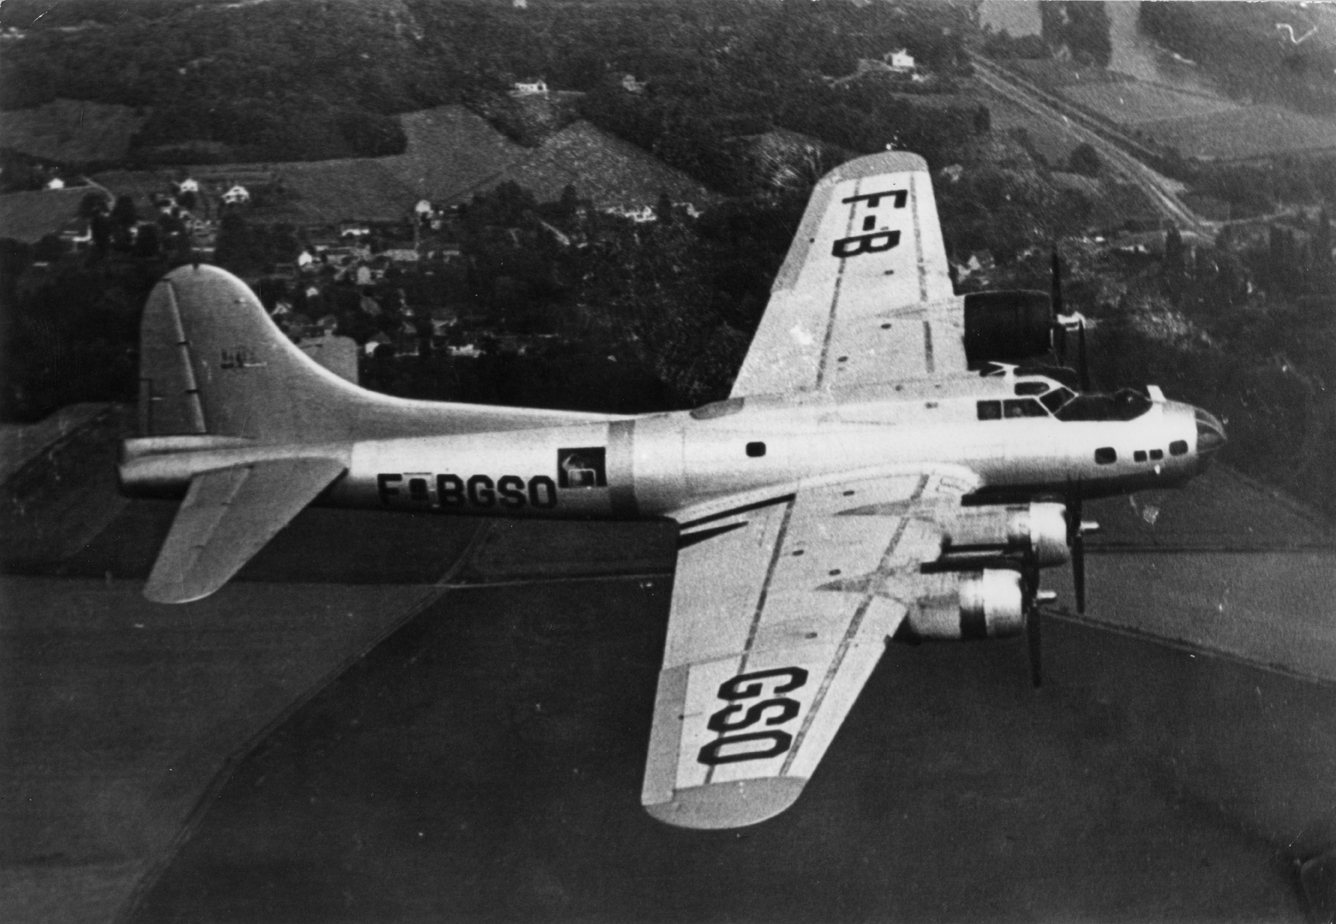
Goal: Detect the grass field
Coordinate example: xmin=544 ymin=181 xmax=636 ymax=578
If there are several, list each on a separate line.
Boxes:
xmin=1060 ymin=81 xmax=1239 ymax=125
xmin=0 ymin=99 xmax=148 ymax=165
xmin=1139 ymin=105 xmax=1336 ymax=160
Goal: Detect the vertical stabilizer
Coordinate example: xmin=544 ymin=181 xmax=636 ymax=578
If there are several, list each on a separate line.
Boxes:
xmin=137 ymin=264 xmax=615 ymax=443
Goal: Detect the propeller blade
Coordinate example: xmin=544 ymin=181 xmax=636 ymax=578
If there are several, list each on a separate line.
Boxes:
xmin=1073 ymin=528 xmax=1086 ymax=614
xmin=1066 ymin=487 xmax=1087 ymax=614
xmin=1027 ymin=601 xmax=1043 ymax=688
xmin=1077 ymin=319 xmax=1091 ymax=392
xmin=1051 ymin=245 xmax=1064 ymax=317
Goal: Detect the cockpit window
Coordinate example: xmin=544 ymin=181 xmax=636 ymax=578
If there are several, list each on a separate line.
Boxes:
xmin=1014 ymin=382 xmax=1048 ymax=396
xmin=1039 ymin=386 xmax=1076 ymax=415
xmin=1053 ymin=388 xmax=1153 ymax=422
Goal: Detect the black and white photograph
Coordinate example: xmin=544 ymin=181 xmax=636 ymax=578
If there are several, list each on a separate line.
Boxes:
xmin=2 ymin=1 xmax=1335 ymax=921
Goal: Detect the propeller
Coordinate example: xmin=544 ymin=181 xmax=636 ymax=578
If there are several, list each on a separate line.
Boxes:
xmin=1070 ymin=496 xmax=1086 ymax=613
xmin=1051 ymin=244 xmax=1092 ymax=391
xmin=1020 ymin=553 xmax=1057 ymax=688
xmin=1064 ymin=483 xmax=1101 ymax=613
xmin=1076 ymin=318 xmax=1091 ymax=392
xmin=1051 ymin=245 xmax=1066 ymax=366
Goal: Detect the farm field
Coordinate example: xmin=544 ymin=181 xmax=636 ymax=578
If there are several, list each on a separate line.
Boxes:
xmin=0 ymin=99 xmax=148 ymax=165
xmin=93 ymin=104 xmax=716 ymax=225
xmin=1140 ymin=105 xmax=1336 ymax=161
xmin=491 ymin=121 xmax=720 ymax=211
xmin=1060 ymin=81 xmax=1239 ymax=126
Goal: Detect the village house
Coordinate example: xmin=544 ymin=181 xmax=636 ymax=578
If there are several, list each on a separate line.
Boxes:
xmin=221 ymin=185 xmax=250 ymax=206
xmin=511 ymin=79 xmax=548 ymax=97
xmin=885 ymin=49 xmax=915 ymax=72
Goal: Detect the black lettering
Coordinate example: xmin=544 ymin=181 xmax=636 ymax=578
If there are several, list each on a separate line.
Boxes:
xmin=698 ymin=730 xmax=793 ymax=766
xmin=832 ymin=231 xmax=901 ymax=258
xmin=497 ymin=475 xmax=527 ymax=508
xmin=467 ymin=474 xmax=495 ymax=507
xmin=707 ymin=697 xmax=800 ymax=733
xmin=437 ymin=474 xmax=465 ymax=508
xmin=718 ymin=667 xmax=809 ymax=702
xmin=841 ymin=190 xmax=907 ymax=209
xmin=528 ymin=475 xmax=557 ymax=509
xmin=408 ymin=477 xmax=430 ymax=503
xmin=377 ymin=474 xmax=402 ymax=505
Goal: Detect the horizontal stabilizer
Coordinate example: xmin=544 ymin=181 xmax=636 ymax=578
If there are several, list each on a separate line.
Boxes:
xmin=145 ymin=457 xmax=345 ymax=604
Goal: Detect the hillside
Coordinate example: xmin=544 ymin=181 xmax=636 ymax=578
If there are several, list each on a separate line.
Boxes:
xmin=0 ymin=99 xmax=148 ymax=166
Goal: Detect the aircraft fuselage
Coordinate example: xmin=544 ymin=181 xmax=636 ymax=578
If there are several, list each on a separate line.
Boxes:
xmin=335 ymin=385 xmax=1207 ymax=520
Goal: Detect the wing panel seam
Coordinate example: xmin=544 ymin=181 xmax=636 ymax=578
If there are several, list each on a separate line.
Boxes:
xmin=815 ymin=179 xmax=861 ymax=389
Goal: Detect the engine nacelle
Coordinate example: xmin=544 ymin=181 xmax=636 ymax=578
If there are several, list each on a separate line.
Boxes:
xmin=940 ymin=502 xmax=1070 ymax=567
xmin=1005 ymin=502 xmax=1069 ymax=566
xmin=963 ymin=290 xmax=1052 ymax=366
xmin=901 ymin=569 xmax=1025 ymax=641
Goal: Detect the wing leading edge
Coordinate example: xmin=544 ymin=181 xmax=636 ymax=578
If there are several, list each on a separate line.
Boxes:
xmin=644 ymin=467 xmax=979 ymax=829
xmin=730 ymin=152 xmax=963 ymax=398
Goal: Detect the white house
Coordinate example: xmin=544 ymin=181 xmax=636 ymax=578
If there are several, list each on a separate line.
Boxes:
xmin=512 ymin=79 xmax=548 ymax=96
xmin=886 ymin=49 xmax=915 ymax=72
xmin=221 ymin=185 xmax=250 ymax=205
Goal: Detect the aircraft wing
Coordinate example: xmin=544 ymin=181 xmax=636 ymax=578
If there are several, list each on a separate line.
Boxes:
xmin=730 ymin=152 xmax=963 ymax=398
xmin=145 ymin=457 xmax=346 ymax=604
xmin=643 ymin=466 xmax=979 ymax=829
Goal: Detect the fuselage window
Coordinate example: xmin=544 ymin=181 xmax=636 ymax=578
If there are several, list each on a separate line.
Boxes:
xmin=1133 ymin=450 xmax=1147 ymax=463
xmin=1095 ymin=447 xmax=1117 ymax=465
xmin=977 ymin=400 xmax=1002 ymax=421
xmin=1169 ymin=440 xmax=1188 ymax=456
xmin=1149 ymin=449 xmax=1164 ymax=461
xmin=746 ymin=441 xmax=767 ymax=458
xmin=1004 ymin=398 xmax=1047 ymax=418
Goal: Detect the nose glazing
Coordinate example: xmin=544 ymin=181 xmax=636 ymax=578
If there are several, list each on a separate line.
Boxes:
xmin=1194 ymin=407 xmax=1227 ymax=460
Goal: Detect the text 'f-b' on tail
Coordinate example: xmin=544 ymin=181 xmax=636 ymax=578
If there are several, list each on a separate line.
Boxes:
xmin=139 ymin=264 xmax=375 ymax=441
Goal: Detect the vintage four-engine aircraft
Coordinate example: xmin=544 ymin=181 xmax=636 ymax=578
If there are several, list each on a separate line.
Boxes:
xmin=120 ymin=152 xmax=1225 ymax=829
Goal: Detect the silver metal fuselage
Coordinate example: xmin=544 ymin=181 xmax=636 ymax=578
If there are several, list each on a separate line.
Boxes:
xmin=323 ymin=379 xmax=1206 ymax=522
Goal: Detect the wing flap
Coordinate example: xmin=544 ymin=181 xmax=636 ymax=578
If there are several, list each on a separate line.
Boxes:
xmin=145 ymin=457 xmax=345 ymax=604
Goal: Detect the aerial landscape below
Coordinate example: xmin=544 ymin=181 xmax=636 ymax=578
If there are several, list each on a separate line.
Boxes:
xmin=1 ymin=1 xmax=1335 ymax=922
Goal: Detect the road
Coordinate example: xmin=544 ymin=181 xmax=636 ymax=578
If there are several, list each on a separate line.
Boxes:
xmin=970 ymin=55 xmax=1214 ymax=237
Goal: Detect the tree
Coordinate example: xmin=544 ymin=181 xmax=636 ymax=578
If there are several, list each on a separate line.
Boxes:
xmin=79 ymin=193 xmax=108 ymax=220
xmin=110 ymin=195 xmax=139 ymax=229
xmin=1067 ymin=143 xmax=1101 ymax=177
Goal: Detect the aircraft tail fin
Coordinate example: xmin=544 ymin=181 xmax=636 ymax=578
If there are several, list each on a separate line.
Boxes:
xmin=138 ymin=264 xmax=377 ymax=441
xmin=138 ymin=264 xmax=612 ymax=442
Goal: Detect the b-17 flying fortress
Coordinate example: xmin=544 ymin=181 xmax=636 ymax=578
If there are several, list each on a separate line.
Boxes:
xmin=120 ymin=152 xmax=1226 ymax=829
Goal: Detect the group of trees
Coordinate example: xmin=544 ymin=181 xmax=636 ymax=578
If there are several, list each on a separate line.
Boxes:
xmin=1 ymin=0 xmax=978 ymax=172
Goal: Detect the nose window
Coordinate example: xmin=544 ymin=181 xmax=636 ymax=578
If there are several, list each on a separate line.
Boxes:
xmin=746 ymin=441 xmax=766 ymax=458
xmin=1095 ymin=447 xmax=1117 ymax=465
xmin=1170 ymin=440 xmax=1188 ymax=456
